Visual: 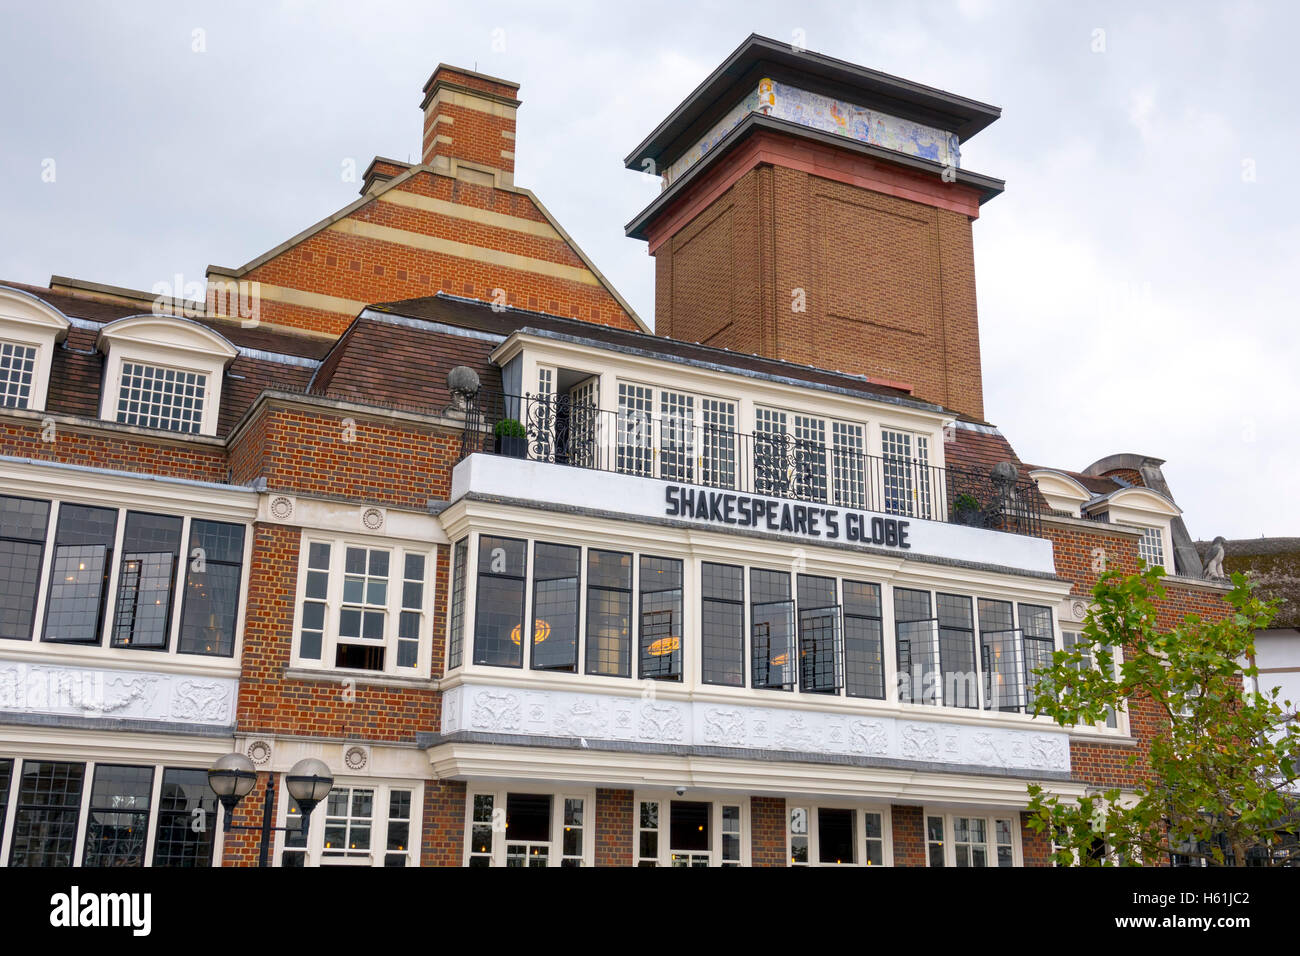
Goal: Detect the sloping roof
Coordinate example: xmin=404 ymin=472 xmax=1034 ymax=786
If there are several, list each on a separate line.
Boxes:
xmin=1022 ymin=464 xmax=1124 ymax=498
xmin=365 ymin=292 xmax=951 ymax=414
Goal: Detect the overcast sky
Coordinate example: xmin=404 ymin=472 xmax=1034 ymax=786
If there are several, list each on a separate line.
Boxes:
xmin=1 ymin=0 xmax=1295 ymax=541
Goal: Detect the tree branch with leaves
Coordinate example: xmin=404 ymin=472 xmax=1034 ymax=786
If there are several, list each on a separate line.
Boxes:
xmin=1026 ymin=566 xmax=1299 ymax=866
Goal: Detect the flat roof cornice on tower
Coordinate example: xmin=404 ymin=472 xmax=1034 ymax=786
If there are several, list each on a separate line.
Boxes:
xmin=625 ymin=33 xmax=1002 ymax=174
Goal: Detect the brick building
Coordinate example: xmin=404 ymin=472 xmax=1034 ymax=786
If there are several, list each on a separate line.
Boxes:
xmin=0 ymin=35 xmax=1234 ymax=867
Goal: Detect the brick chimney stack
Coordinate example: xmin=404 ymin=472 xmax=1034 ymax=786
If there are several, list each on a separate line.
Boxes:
xmin=420 ymin=65 xmax=521 ymax=187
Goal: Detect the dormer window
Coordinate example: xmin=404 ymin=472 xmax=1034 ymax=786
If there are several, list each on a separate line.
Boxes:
xmin=0 ymin=286 xmax=72 ymax=412
xmin=96 ymin=315 xmax=237 ymax=437
xmin=1137 ymin=526 xmax=1165 ymax=570
xmin=115 ymin=361 xmax=207 ymax=434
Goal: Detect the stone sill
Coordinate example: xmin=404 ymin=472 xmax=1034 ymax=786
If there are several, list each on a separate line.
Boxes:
xmin=283 ymin=666 xmax=439 ymax=691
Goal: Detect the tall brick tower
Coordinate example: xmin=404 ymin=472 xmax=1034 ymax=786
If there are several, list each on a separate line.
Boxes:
xmin=625 ymin=35 xmax=1004 ymax=420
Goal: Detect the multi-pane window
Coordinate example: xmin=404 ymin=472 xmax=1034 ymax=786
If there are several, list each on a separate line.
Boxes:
xmin=1063 ymin=630 xmax=1120 ymax=729
xmin=831 ymin=422 xmax=866 ymax=509
xmin=979 ymin=598 xmax=1021 ymax=712
xmin=1138 ymin=527 xmax=1165 ymax=569
xmin=633 ymin=797 xmax=746 ymax=867
xmin=0 ymin=340 xmax=38 ymax=409
xmin=660 ymin=390 xmax=695 ymax=483
xmin=585 ymin=550 xmax=632 ymax=677
xmin=843 ymin=580 xmax=884 ymax=699
xmin=797 ymin=574 xmax=842 ymax=693
xmin=1019 ymin=604 xmax=1056 ymax=712
xmin=937 ymin=593 xmax=977 ymax=709
xmin=177 ymin=520 xmax=245 ymax=657
xmin=753 ymin=407 xmax=788 ymax=497
xmin=0 ymin=496 xmax=49 ymax=640
xmin=283 ymin=782 xmax=419 ymax=867
xmin=926 ymin=812 xmax=1019 ymax=867
xmin=8 ymin=761 xmax=85 ymax=866
xmin=638 ymin=556 xmax=683 ymax=681
xmin=82 ymin=764 xmax=153 ymax=867
xmin=115 ymin=361 xmax=206 ymax=434
xmin=701 ymin=562 xmax=744 ymax=687
xmin=0 ymin=760 xmax=10 ymax=844
xmin=295 ymin=537 xmax=430 ymax=673
xmin=473 ymin=535 xmax=527 ymax=668
xmin=152 ymin=768 xmax=217 ymax=866
xmin=110 ymin=513 xmax=183 ymax=649
xmin=750 ymin=569 xmax=795 ymax=690
xmin=895 ymin=588 xmax=938 ymax=705
xmin=447 ymin=539 xmax=468 ymax=670
xmin=700 ymin=398 xmax=737 ymax=489
xmin=465 ymin=790 xmax=591 ymax=867
xmin=881 ymin=429 xmax=932 ymax=519
xmin=42 ymin=504 xmax=118 ymax=644
xmin=567 ymin=378 xmax=599 ymax=470
xmin=616 ymin=383 xmax=654 ymax=477
xmin=789 ymin=804 xmax=890 ymax=866
xmin=792 ymin=415 xmax=828 ymax=502
xmin=534 ymin=366 xmax=555 ymax=462
xmin=531 ymin=543 xmax=580 ymax=672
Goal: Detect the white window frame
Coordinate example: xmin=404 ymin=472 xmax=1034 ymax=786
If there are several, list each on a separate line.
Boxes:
xmin=96 ymin=315 xmax=237 ymax=437
xmin=1135 ymin=525 xmax=1167 ymax=571
xmin=1062 ymin=629 xmax=1127 ymax=732
xmin=461 ymin=787 xmax=597 ymax=867
xmin=7 ymin=496 xmax=252 ymax=664
xmin=0 ymin=286 xmax=71 ymax=413
xmin=274 ymin=778 xmax=422 ymax=867
xmin=786 ymin=801 xmax=893 ymax=866
xmin=290 ymin=531 xmax=433 ymax=677
xmin=632 ymin=791 xmax=750 ymax=867
xmin=923 ymin=808 xmax=1022 ymax=867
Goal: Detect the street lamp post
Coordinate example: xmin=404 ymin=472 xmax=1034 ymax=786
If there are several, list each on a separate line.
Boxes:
xmin=208 ymin=753 xmax=334 ymax=867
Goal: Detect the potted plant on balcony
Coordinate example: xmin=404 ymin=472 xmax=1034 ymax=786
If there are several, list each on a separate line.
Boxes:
xmin=494 ymin=418 xmax=528 ymax=458
xmin=952 ymin=493 xmax=983 ymax=527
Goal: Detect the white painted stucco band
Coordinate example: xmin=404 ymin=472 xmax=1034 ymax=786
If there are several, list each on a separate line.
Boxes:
xmin=442 ymin=683 xmax=1072 ymax=775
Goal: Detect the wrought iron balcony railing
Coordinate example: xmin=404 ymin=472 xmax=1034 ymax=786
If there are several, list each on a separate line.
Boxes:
xmin=457 ymin=390 xmax=1043 ymax=538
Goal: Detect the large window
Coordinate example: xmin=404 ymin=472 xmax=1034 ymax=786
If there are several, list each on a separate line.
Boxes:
xmin=464 ymin=788 xmax=592 ymax=867
xmin=0 ymin=758 xmax=219 ymax=866
xmin=881 ymin=428 xmax=933 ymax=519
xmin=638 ymin=556 xmax=683 ymax=681
xmin=295 ymin=535 xmax=431 ymax=674
xmin=1063 ymin=630 xmax=1121 ymax=729
xmin=42 ymin=504 xmax=117 ymax=644
xmin=115 ymin=361 xmax=207 ymax=434
xmin=0 ymin=496 xmax=49 ymax=640
xmin=532 ymin=543 xmax=580 ymax=672
xmin=8 ymin=760 xmax=85 ymax=866
xmin=82 ymin=764 xmax=153 ymax=866
xmin=634 ymin=795 xmax=745 ymax=866
xmin=701 ymin=562 xmax=744 ymax=687
xmin=895 ymin=588 xmax=938 ymax=705
xmin=447 ymin=539 xmax=468 ymax=670
xmin=937 ymin=593 xmax=977 ymax=709
xmin=473 ymin=535 xmax=526 ymax=668
xmin=616 ymin=383 xmax=654 ymax=478
xmin=282 ymin=781 xmax=420 ymax=867
xmin=585 ymin=550 xmax=631 ymax=677
xmin=750 ymin=569 xmax=795 ymax=690
xmin=1019 ymin=603 xmax=1056 ymax=712
xmin=0 ymin=340 xmax=38 ymax=409
xmin=843 ymin=581 xmax=884 ymax=699
xmin=4 ymin=498 xmax=246 ymax=657
xmin=110 ymin=513 xmax=183 ymax=650
xmin=926 ymin=811 xmax=1020 ymax=867
xmin=788 ymin=804 xmax=891 ymax=866
xmin=1137 ymin=526 xmax=1165 ymax=570
xmin=797 ymin=574 xmax=842 ymax=693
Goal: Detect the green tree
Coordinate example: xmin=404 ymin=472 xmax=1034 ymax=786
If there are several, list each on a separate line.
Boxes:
xmin=1026 ymin=566 xmax=1299 ymax=866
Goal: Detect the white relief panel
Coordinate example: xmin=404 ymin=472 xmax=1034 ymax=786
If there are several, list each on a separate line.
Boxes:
xmin=0 ymin=658 xmax=237 ymax=727
xmin=443 ymin=683 xmax=1072 ymax=773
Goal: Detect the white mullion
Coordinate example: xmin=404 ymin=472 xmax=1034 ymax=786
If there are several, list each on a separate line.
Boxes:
xmin=142 ymin=763 xmax=164 ymax=866
xmin=166 ymin=515 xmax=192 ymax=656
xmin=71 ymin=758 xmax=95 ymax=867
xmin=325 ymin=539 xmax=344 ymax=669
xmin=0 ymin=757 xmax=21 ymax=862
xmin=29 ymin=500 xmax=58 ymax=641
xmin=98 ymin=507 xmax=128 ymax=647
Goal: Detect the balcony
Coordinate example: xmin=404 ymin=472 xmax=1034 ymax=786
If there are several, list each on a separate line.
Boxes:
xmin=455 ymin=391 xmax=1043 ymax=539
